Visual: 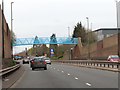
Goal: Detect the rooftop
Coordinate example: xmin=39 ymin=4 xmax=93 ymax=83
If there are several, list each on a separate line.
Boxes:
xmin=93 ymin=28 xmax=120 ymax=32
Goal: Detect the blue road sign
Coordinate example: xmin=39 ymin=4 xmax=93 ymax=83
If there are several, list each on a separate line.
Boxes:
xmin=50 ymin=49 xmax=54 ymax=52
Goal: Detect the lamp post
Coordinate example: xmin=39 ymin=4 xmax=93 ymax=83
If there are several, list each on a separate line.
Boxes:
xmin=86 ymin=17 xmax=90 ymax=60
xmin=11 ymin=2 xmax=14 ymax=58
xmin=115 ymin=1 xmax=120 ymax=58
xmin=2 ymin=0 xmax=4 ymax=58
xmin=68 ymin=27 xmax=70 ymax=37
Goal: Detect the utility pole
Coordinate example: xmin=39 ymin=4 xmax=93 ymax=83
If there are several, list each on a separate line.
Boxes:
xmin=2 ymin=0 xmax=4 ymax=59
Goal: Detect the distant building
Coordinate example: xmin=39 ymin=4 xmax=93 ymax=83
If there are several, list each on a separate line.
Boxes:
xmin=118 ymin=1 xmax=120 ymax=28
xmin=93 ymin=28 xmax=119 ymax=41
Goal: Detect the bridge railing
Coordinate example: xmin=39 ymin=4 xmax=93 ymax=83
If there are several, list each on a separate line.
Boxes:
xmin=52 ymin=60 xmax=120 ymax=72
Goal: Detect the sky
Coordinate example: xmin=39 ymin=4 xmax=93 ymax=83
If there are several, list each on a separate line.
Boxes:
xmin=0 ymin=0 xmax=119 ymax=54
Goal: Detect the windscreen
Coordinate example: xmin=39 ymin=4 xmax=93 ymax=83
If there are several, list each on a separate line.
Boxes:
xmin=112 ymin=56 xmax=119 ymax=59
xmin=34 ymin=58 xmax=44 ymax=62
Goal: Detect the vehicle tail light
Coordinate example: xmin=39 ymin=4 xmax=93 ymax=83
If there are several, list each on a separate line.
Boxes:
xmin=44 ymin=61 xmax=46 ymax=64
xmin=31 ymin=60 xmax=35 ymax=64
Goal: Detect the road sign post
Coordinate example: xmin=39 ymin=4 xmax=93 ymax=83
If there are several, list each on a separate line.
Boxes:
xmin=50 ymin=49 xmax=54 ymax=57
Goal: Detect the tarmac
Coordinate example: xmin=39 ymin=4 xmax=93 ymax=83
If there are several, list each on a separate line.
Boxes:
xmin=2 ymin=64 xmax=25 ymax=89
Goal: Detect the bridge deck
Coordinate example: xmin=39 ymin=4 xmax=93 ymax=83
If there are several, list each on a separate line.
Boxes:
xmin=13 ymin=37 xmax=78 ymax=46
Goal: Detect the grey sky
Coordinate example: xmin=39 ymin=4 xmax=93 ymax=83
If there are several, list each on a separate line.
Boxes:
xmin=0 ymin=0 xmax=119 ymax=54
xmin=1 ymin=0 xmax=119 ymax=38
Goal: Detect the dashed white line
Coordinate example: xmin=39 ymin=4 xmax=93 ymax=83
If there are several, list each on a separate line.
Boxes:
xmin=4 ymin=79 xmax=9 ymax=81
xmin=86 ymin=83 xmax=92 ymax=86
xmin=67 ymin=73 xmax=70 ymax=76
xmin=75 ymin=77 xmax=78 ymax=80
xmin=54 ymin=68 xmax=56 ymax=70
xmin=62 ymin=71 xmax=64 ymax=73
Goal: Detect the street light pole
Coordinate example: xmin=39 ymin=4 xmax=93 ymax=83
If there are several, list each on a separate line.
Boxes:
xmin=115 ymin=1 xmax=120 ymax=58
xmin=2 ymin=0 xmax=4 ymax=59
xmin=68 ymin=27 xmax=70 ymax=37
xmin=11 ymin=2 xmax=14 ymax=58
xmin=86 ymin=17 xmax=90 ymax=60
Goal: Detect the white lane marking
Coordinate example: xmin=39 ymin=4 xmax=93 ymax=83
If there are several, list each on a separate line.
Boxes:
xmin=67 ymin=73 xmax=70 ymax=76
xmin=62 ymin=71 xmax=64 ymax=73
xmin=86 ymin=83 xmax=92 ymax=86
xmin=4 ymin=79 xmax=9 ymax=81
xmin=54 ymin=68 xmax=55 ymax=70
xmin=75 ymin=77 xmax=78 ymax=80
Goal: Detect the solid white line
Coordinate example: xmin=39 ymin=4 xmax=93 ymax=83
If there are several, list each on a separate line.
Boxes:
xmin=86 ymin=83 xmax=92 ymax=86
xmin=10 ymin=68 xmax=26 ymax=88
xmin=75 ymin=77 xmax=78 ymax=80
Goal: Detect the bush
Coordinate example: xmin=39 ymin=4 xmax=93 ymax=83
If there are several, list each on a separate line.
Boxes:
xmin=8 ymin=60 xmax=16 ymax=67
xmin=50 ymin=56 xmax=58 ymax=60
xmin=58 ymin=56 xmax=63 ymax=59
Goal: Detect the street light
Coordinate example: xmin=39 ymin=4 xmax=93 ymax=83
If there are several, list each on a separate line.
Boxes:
xmin=115 ymin=0 xmax=120 ymax=58
xmin=11 ymin=2 xmax=14 ymax=31
xmin=11 ymin=2 xmax=14 ymax=58
xmin=115 ymin=1 xmax=119 ymax=28
xmin=2 ymin=0 xmax=4 ymax=58
xmin=86 ymin=17 xmax=90 ymax=60
xmin=68 ymin=27 xmax=70 ymax=37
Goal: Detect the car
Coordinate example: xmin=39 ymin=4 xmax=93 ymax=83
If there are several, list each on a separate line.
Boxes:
xmin=44 ymin=57 xmax=51 ymax=65
xmin=30 ymin=57 xmax=47 ymax=70
xmin=27 ymin=56 xmax=30 ymax=60
xmin=107 ymin=55 xmax=120 ymax=62
xmin=23 ymin=59 xmax=29 ymax=64
xmin=14 ymin=56 xmax=23 ymax=60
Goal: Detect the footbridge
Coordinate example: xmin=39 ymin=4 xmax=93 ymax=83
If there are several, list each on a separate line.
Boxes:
xmin=13 ymin=37 xmax=78 ymax=46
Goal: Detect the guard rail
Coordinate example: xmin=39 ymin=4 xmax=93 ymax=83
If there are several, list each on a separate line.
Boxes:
xmin=0 ymin=64 xmax=20 ymax=78
xmin=52 ymin=60 xmax=120 ymax=72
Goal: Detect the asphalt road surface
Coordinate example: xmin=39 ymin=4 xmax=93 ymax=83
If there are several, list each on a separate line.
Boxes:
xmin=11 ymin=63 xmax=119 ymax=88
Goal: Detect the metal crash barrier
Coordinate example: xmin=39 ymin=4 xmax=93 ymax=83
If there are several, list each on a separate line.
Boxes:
xmin=0 ymin=64 xmax=21 ymax=80
xmin=52 ymin=60 xmax=120 ymax=72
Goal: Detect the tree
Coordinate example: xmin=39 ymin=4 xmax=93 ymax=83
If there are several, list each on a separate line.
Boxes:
xmin=50 ymin=34 xmax=57 ymax=44
xmin=50 ymin=34 xmax=58 ymax=57
xmin=11 ymin=30 xmax=16 ymax=45
xmin=72 ymin=22 xmax=97 ymax=46
xmin=87 ymin=30 xmax=97 ymax=44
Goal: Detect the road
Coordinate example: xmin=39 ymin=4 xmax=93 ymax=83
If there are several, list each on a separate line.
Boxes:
xmin=11 ymin=63 xmax=118 ymax=88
